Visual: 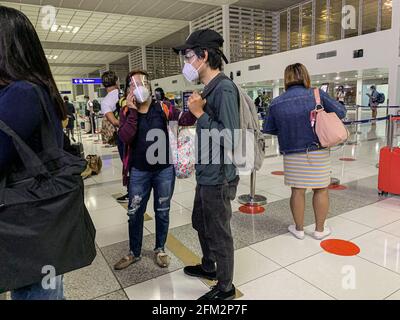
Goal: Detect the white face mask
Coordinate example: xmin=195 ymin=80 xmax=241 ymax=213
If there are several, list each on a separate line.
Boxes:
xmin=131 ymin=76 xmax=151 ymax=104
xmin=182 ymin=61 xmax=203 ymax=82
xmin=133 ymin=86 xmax=150 ymax=104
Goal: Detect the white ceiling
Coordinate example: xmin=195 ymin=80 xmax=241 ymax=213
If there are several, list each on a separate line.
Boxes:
xmin=51 ymin=66 xmax=103 ymax=76
xmin=180 ymin=0 xmax=237 ymax=5
xmin=0 ymin=1 xmax=193 ymax=76
xmin=0 ymin=0 xmax=218 ymax=20
xmin=2 ymin=2 xmax=188 ymax=46
xmin=235 ymin=0 xmax=305 ymax=11
xmin=44 ymin=49 xmax=127 ymax=65
xmin=0 ymin=0 xmax=307 ymax=78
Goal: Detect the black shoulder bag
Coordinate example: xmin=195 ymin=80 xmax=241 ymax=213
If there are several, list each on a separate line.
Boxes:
xmin=0 ymin=85 xmax=96 ymax=292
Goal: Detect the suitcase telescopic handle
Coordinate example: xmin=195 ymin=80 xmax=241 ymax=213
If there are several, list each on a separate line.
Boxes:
xmin=387 ymin=115 xmax=400 ymax=150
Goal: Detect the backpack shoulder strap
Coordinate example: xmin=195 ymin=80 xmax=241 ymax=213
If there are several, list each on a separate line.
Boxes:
xmin=155 ymin=101 xmax=170 ymax=123
xmin=201 ymin=73 xmax=231 ymax=100
xmin=161 ymin=102 xmax=170 ymax=119
xmin=202 ymin=73 xmax=240 ymax=121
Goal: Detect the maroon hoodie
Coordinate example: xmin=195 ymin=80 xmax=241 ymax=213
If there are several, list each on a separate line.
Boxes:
xmin=119 ymin=100 xmax=196 ymax=185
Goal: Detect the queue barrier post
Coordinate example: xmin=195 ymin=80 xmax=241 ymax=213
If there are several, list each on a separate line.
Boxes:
xmin=330 ymin=177 xmax=340 ymax=186
xmin=238 ymin=170 xmax=267 ymax=215
xmin=347 ymin=106 xmax=360 ymax=145
xmin=356 ymin=105 xmax=363 ymax=135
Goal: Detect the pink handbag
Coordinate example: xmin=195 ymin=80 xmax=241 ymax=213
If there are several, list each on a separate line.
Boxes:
xmin=311 ymin=88 xmax=349 ymax=148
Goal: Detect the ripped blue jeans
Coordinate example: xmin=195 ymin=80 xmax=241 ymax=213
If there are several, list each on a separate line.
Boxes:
xmin=128 ymin=165 xmax=175 ymax=257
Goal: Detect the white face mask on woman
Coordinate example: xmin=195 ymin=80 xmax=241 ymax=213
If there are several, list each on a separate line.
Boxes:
xmin=133 ymin=86 xmax=150 ymax=104
xmin=131 ymin=76 xmax=151 ymax=104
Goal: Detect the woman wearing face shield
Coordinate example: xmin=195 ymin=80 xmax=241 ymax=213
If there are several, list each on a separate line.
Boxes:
xmin=114 ymin=70 xmax=196 ymax=270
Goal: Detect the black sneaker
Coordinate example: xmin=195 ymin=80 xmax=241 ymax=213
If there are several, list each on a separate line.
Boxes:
xmin=117 ymin=194 xmax=129 ymax=203
xmin=198 ymin=285 xmax=236 ymax=301
xmin=183 ymin=265 xmax=217 ymax=281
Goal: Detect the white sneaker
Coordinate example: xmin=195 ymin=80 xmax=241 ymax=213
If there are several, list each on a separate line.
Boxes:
xmin=288 ymin=225 xmax=305 ymax=240
xmin=313 ymin=226 xmax=332 ymax=240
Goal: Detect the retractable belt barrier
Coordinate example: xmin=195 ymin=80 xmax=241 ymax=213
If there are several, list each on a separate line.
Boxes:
xmin=357 ymin=105 xmax=400 ymax=109
xmin=342 ymin=115 xmax=389 ymax=125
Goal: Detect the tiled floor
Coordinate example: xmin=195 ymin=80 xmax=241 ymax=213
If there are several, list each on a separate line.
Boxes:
xmin=237 ymin=269 xmax=334 ymax=300
xmin=286 ymin=252 xmax=400 ymax=300
xmin=8 ymin=123 xmax=400 ymax=300
xmin=124 ymin=270 xmax=209 ymax=300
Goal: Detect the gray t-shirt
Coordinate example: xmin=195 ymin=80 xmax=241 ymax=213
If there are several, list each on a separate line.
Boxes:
xmin=196 ymin=74 xmax=240 ymax=186
xmin=369 ymin=89 xmax=379 ymax=107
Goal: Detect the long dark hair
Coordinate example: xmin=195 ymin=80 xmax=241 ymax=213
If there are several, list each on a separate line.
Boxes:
xmin=0 ymin=6 xmax=66 ymax=120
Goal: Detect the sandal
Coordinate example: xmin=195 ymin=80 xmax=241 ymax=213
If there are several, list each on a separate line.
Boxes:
xmin=155 ymin=251 xmax=171 ymax=268
xmin=114 ymin=254 xmax=141 ymax=270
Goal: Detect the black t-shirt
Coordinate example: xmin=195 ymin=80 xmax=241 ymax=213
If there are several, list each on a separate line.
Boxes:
xmin=66 ymin=102 xmax=75 ymax=116
xmin=65 ymin=102 xmax=75 ymax=119
xmin=130 ymin=101 xmax=171 ymax=172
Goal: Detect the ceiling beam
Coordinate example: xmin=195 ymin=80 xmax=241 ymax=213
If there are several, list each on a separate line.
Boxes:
xmin=49 ymin=63 xmax=104 ymax=68
xmin=180 ymin=0 xmax=237 ymax=4
xmin=42 ymin=42 xmax=136 ymax=53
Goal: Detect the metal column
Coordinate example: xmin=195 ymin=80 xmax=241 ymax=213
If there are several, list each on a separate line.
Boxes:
xmin=222 ymin=4 xmax=231 ymax=63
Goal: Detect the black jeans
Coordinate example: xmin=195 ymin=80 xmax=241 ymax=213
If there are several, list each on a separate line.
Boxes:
xmin=89 ymin=114 xmax=96 ymax=133
xmin=192 ymin=177 xmax=239 ymax=292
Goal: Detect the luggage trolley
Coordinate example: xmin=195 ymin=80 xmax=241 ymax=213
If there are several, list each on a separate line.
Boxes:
xmin=378 ymin=115 xmax=400 ymax=196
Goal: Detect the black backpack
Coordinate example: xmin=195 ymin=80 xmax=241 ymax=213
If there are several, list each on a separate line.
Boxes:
xmin=376 ymin=92 xmax=385 ymax=104
xmin=92 ymin=99 xmax=101 ymax=113
xmin=0 ymin=84 xmax=96 ymax=292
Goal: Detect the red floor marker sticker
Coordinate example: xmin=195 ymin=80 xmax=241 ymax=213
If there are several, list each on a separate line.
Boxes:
xmin=339 ymin=158 xmax=356 ymax=162
xmin=271 ymin=171 xmax=284 ymax=176
xmin=321 ymin=239 xmax=360 ymax=256
xmin=328 ymin=184 xmax=348 ymax=190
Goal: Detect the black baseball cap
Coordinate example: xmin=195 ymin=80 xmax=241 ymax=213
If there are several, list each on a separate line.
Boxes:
xmin=173 ymin=29 xmax=229 ymax=64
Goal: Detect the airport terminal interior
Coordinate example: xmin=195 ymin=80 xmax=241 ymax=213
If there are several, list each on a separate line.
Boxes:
xmin=1 ymin=0 xmax=400 ymax=301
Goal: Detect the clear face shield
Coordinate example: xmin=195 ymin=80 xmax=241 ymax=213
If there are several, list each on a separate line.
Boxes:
xmin=130 ymin=74 xmax=151 ymax=104
xmin=179 ymin=49 xmax=198 ymax=69
xmin=130 ymin=74 xmax=149 ymax=91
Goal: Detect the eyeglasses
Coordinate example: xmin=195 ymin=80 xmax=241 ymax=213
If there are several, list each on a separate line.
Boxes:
xmin=182 ymin=51 xmax=196 ymax=63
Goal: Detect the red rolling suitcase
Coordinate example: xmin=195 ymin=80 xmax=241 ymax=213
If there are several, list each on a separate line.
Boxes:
xmin=378 ymin=116 xmax=400 ymax=196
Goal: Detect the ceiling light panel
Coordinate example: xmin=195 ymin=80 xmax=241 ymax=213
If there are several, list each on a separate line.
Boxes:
xmin=50 ymin=66 xmax=100 ymax=76
xmin=3 ymin=2 xmax=189 ymax=46
xmin=44 ymin=49 xmax=127 ymax=64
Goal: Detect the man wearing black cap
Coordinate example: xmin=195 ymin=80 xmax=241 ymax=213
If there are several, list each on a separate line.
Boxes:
xmin=174 ymin=29 xmax=240 ymax=300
